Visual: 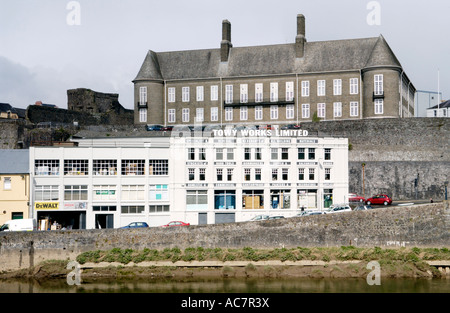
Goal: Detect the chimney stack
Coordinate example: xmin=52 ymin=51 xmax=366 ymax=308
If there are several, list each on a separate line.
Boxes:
xmin=221 ymin=19 xmax=232 ymax=62
xmin=295 ymin=14 xmax=306 ymax=58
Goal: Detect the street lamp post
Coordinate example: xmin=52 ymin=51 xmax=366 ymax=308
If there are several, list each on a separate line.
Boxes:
xmin=445 ymin=181 xmax=449 ymax=201
xmin=362 ymin=163 xmax=366 ymax=199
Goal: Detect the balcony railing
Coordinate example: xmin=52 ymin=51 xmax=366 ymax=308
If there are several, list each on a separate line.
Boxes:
xmin=223 ymin=98 xmax=295 ymax=107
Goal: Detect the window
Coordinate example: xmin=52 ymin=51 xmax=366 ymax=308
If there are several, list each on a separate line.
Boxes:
xmin=149 ymin=184 xmax=169 ymax=201
xmin=242 ymin=190 xmax=264 ymax=209
xmin=227 ymin=168 xmax=233 ymax=181
xmin=302 ymin=104 xmax=310 ymax=119
xmin=282 ymin=168 xmax=289 ymax=181
xmin=244 ymin=168 xmax=251 ymax=181
xmin=374 ymin=74 xmax=383 ymax=95
xmin=198 ymin=148 xmax=206 ymax=160
xmin=93 ymin=206 xmax=116 ymax=212
xmin=240 ymin=84 xmax=248 ymax=103
xmin=168 ymin=109 xmax=176 ymax=123
xmin=325 ymin=168 xmax=331 ymax=180
xmin=324 ymin=148 xmax=331 ymax=160
xmin=64 ymin=160 xmax=89 ymax=176
xmin=187 ymin=190 xmax=208 ymax=210
xmin=122 ymin=160 xmax=145 ymax=175
xmin=149 ymin=205 xmax=169 ymax=213
xmin=272 ymin=168 xmax=278 ymax=181
xmin=211 ymin=107 xmax=218 ymax=121
xmin=215 ymin=190 xmax=236 ymax=210
xmin=375 ymin=99 xmax=384 ymax=114
xmin=188 ymin=168 xmax=195 ymax=181
xmin=240 ymin=106 xmax=248 ymax=121
xmin=139 ymin=108 xmax=147 ymax=123
xmin=270 ymin=190 xmax=290 ymax=209
xmin=199 ymin=168 xmax=206 ymax=181
xmin=333 ymin=79 xmax=342 ymax=96
xmin=255 ymin=83 xmax=263 ymax=102
xmin=225 ymin=85 xmax=233 ymax=104
xmin=317 ymin=80 xmax=326 ymax=96
xmin=281 ymin=148 xmax=289 ymax=160
xmin=122 ymin=185 xmax=145 ymax=201
xmin=35 ymin=160 xmax=60 ymax=176
xmin=225 ymin=107 xmax=233 ymax=121
xmin=226 ymin=148 xmax=234 ymax=160
xmin=216 ymin=168 xmax=223 ymax=181
xmin=64 ymin=185 xmax=87 ymax=201
xmin=188 ymin=148 xmax=195 ymax=160
xmin=182 ymin=108 xmax=190 ymax=122
xmin=196 ymin=86 xmax=204 ymax=102
xmin=255 ymin=106 xmax=263 ymax=120
xmin=301 ymin=81 xmax=310 ymax=97
xmin=317 ymin=103 xmax=326 ymax=118
xmin=255 ymin=148 xmax=262 ymax=160
xmin=271 ymin=148 xmax=278 ymax=160
xmin=196 ymin=108 xmax=204 ymax=122
xmin=309 ymin=168 xmax=315 ymax=180
xmin=333 ymin=102 xmax=342 ymax=118
xmin=298 ymin=168 xmax=305 ymax=180
xmin=286 ymin=81 xmax=294 ymax=101
xmin=350 ymin=102 xmax=359 ymax=117
xmin=298 ymin=148 xmax=305 ymax=160
xmin=270 ymin=82 xmax=278 ymax=102
xmin=244 ymin=148 xmax=251 ymax=160
xmin=182 ymin=87 xmax=190 ymax=102
xmin=121 ymin=206 xmax=145 ymax=214
xmin=270 ymin=105 xmax=278 ymax=120
xmin=149 ymin=160 xmax=168 ymax=175
xmin=168 ymin=87 xmax=175 ymax=102
xmin=93 ymin=185 xmax=116 ymax=201
xmin=308 ymin=148 xmax=315 ymax=160
xmin=35 ymin=185 xmax=59 ymax=201
xmin=216 ymin=148 xmax=223 ymax=160
xmin=255 ymin=168 xmax=262 ymax=181
xmin=350 ymin=78 xmax=359 ymax=95
xmin=3 ymin=177 xmax=11 ymax=190
xmin=139 ymin=87 xmax=147 ymax=105
xmin=211 ymin=85 xmax=219 ymax=101
xmin=286 ymin=104 xmax=294 ymax=119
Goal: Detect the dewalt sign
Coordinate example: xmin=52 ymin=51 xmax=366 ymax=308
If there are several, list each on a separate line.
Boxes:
xmin=35 ymin=202 xmax=59 ymax=210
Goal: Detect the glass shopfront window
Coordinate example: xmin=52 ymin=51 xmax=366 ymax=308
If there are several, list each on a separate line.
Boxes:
xmin=242 ymin=190 xmax=264 ymax=210
xmin=270 ymin=190 xmax=290 ymax=209
xmin=214 ymin=190 xmax=236 ymax=210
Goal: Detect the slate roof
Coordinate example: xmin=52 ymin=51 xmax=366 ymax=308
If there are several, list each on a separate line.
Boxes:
xmin=429 ymin=100 xmax=450 ymax=109
xmin=0 ymin=149 xmax=29 ymax=174
xmin=134 ymin=35 xmax=403 ymax=82
xmin=0 ymin=103 xmax=26 ymax=118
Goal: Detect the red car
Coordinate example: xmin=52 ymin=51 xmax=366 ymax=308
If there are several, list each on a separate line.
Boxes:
xmin=349 ymin=193 xmax=365 ymax=203
xmin=160 ymin=221 xmax=190 ymax=227
xmin=365 ymin=194 xmax=392 ymax=206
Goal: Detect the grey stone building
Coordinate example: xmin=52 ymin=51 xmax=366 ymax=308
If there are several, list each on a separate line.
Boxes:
xmin=133 ymin=14 xmax=415 ymax=126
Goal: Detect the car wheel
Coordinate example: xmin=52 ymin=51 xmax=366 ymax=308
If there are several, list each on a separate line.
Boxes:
xmin=367 ymin=201 xmax=371 ymax=205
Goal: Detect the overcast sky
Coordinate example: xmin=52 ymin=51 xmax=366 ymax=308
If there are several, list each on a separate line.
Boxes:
xmin=1 ymin=0 xmax=449 ymax=109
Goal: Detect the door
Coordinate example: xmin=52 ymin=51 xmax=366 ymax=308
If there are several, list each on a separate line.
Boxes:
xmin=198 ymin=213 xmax=207 ymax=225
xmin=95 ymin=214 xmax=114 ymax=229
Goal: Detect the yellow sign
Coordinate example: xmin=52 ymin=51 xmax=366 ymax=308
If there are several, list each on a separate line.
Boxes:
xmin=35 ymin=202 xmax=59 ymax=210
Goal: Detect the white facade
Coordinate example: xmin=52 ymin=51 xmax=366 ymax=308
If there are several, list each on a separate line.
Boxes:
xmin=29 ymin=132 xmax=348 ymax=229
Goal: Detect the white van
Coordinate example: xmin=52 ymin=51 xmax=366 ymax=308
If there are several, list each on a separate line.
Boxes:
xmin=0 ymin=219 xmax=36 ymax=232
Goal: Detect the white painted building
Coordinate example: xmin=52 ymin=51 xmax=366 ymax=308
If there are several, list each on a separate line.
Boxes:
xmin=29 ymin=131 xmax=348 ymax=229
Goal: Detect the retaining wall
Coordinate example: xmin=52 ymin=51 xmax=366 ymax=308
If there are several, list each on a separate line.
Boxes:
xmin=0 ymin=202 xmax=448 ymax=272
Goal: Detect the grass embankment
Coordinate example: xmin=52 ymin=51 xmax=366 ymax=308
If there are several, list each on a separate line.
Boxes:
xmin=2 ymin=246 xmax=449 ymax=279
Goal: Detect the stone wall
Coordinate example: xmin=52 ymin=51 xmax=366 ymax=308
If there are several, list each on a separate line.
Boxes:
xmin=0 ymin=202 xmax=448 ymax=272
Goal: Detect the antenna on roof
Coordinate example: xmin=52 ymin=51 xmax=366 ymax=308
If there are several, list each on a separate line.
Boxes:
xmin=438 ymin=69 xmax=440 ymax=115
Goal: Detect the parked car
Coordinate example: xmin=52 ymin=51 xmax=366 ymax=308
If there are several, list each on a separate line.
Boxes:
xmin=268 ymin=215 xmax=285 ymax=219
xmin=281 ymin=124 xmax=301 ymax=130
xmin=0 ymin=219 xmax=36 ymax=232
xmin=349 ymin=193 xmax=365 ymax=203
xmin=146 ymin=124 xmax=164 ymax=131
xmin=160 ymin=221 xmax=190 ymax=227
xmin=353 ymin=205 xmax=373 ymax=211
xmin=365 ymin=194 xmax=392 ymax=206
xmin=121 ymin=222 xmax=149 ymax=229
xmin=162 ymin=126 xmax=174 ymax=131
xmin=304 ymin=211 xmax=325 ymax=216
xmin=325 ymin=204 xmax=352 ymax=214
xmin=248 ymin=215 xmax=270 ymax=221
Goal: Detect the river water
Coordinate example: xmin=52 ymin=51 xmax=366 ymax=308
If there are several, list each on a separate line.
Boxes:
xmin=1 ymin=277 xmax=448 ymax=293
